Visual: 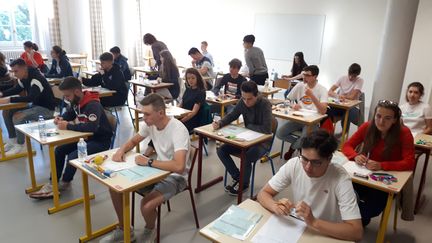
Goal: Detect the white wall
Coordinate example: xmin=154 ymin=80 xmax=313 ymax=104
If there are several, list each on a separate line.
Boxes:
xmin=402 ymin=0 xmax=432 ymax=105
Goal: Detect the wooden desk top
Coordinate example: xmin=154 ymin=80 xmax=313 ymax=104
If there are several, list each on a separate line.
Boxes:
xmin=258 ymin=85 xmax=282 ymax=96
xmin=129 ymin=79 xmax=174 ymax=89
xmin=272 ymin=106 xmax=327 ymax=125
xmin=333 ymin=151 xmax=412 ymax=194
xmin=200 ymin=199 xmax=353 ymax=243
xmin=414 ymin=133 xmax=432 ymax=150
xmin=15 ymin=119 xmax=92 ymax=145
xmin=0 ymin=101 xmax=28 ymax=111
xmin=70 ymin=149 xmax=170 ymax=193
xmin=70 ymin=62 xmax=84 ymax=68
xmin=47 ymin=78 xmax=63 ymax=85
xmin=67 ymin=53 xmax=87 ymax=59
xmin=129 ymin=105 xmax=191 ymax=118
xmin=194 ymin=124 xmax=272 ymax=148
xmin=82 ymin=86 xmax=116 ymax=97
xmin=328 ymin=99 xmax=362 ymax=110
xmin=206 ymin=96 xmax=239 ymax=106
xmin=133 ymin=66 xmax=159 ymax=75
xmin=82 ymin=70 xmax=98 ymax=76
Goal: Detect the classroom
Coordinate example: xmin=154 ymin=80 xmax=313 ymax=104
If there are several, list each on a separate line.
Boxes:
xmin=0 ymin=0 xmax=431 ymax=242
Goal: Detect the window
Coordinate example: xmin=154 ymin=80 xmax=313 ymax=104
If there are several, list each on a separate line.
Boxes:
xmin=0 ymin=0 xmax=33 ymax=48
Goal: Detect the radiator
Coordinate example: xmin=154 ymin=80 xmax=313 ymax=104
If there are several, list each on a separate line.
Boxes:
xmin=2 ymin=50 xmax=22 ymax=62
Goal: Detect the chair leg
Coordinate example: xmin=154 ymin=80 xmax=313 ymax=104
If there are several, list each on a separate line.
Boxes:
xmin=114 ymin=107 xmax=120 ymax=125
xmin=224 ymin=169 xmax=228 ymax=187
xmin=269 ymin=157 xmax=275 ymax=175
xmin=250 ymin=161 xmax=257 ymax=198
xmin=131 ymin=193 xmax=135 ymax=228
xmin=203 ymin=143 xmax=209 ymax=156
xmin=280 ymin=141 xmax=284 ymax=159
xmin=157 ymin=205 xmax=161 ymax=243
xmin=188 ymin=187 xmax=200 ymax=228
xmin=166 ymin=200 xmax=171 ymax=212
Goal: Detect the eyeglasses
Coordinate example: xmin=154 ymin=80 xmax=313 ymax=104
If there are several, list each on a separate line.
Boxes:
xmin=299 ymin=155 xmax=325 ymax=167
xmin=302 ymin=73 xmax=313 ymax=77
xmin=378 ymin=99 xmax=398 ymax=107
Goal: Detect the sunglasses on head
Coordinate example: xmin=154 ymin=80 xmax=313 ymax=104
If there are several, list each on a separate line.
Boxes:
xmin=378 ymin=99 xmax=398 ymax=107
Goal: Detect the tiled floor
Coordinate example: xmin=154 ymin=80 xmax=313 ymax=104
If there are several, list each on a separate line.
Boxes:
xmin=0 ymin=100 xmax=431 ymax=243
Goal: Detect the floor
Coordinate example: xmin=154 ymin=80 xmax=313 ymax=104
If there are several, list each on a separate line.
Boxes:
xmin=1 ymin=95 xmax=431 ymax=243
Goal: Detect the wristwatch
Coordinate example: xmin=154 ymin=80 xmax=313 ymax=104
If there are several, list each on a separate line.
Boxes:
xmin=147 ymin=158 xmax=154 ymax=167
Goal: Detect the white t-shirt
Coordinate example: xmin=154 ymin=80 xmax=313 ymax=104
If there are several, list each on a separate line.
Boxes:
xmin=268 ymin=157 xmax=361 ymax=222
xmin=287 ymin=82 xmax=328 ymax=112
xmin=139 ymin=118 xmax=190 ymax=178
xmin=335 ymin=75 xmax=364 ymax=95
xmin=400 ymin=102 xmax=432 ymax=137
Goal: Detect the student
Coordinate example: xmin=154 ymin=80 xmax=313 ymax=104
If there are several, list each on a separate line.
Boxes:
xmin=188 ymin=47 xmax=214 ymax=89
xmin=179 ymin=68 xmax=206 ymax=132
xmin=277 ymin=65 xmax=328 ymax=160
xmin=29 ymin=77 xmax=113 ymax=198
xmin=20 ymin=41 xmax=47 ymax=72
xmin=342 ymin=100 xmax=415 ymax=226
xmin=158 ymin=50 xmax=180 ymax=100
xmin=400 ymin=82 xmax=432 ymax=137
xmin=281 ymin=51 xmax=308 ymax=98
xmin=110 ymin=46 xmax=132 ymax=81
xmin=101 ymin=93 xmax=190 ymax=243
xmin=143 ymin=33 xmax=168 ymax=68
xmin=200 ymin=41 xmax=214 ymax=66
xmin=82 ymin=52 xmax=128 ymax=107
xmin=0 ymin=52 xmax=15 ymax=91
xmin=213 ymin=81 xmax=272 ymax=195
xmin=0 ymin=58 xmax=55 ymax=155
xmin=212 ymin=58 xmax=247 ymax=99
xmin=328 ymin=63 xmax=364 ymax=126
xmin=45 ymin=45 xmax=73 ymax=78
xmin=257 ymin=130 xmax=363 ymax=242
xmin=243 ymin=34 xmax=268 ymax=85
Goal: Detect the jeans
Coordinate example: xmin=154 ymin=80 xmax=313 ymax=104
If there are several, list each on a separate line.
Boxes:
xmin=250 ymin=73 xmax=269 ymax=86
xmin=217 ymin=144 xmax=267 ymax=187
xmin=54 ymin=140 xmax=111 ymax=182
xmin=354 ymin=183 xmax=388 ymax=225
xmin=276 ymin=121 xmax=317 ymax=150
xmin=3 ymin=105 xmax=54 ymax=144
xmin=328 ymin=107 xmax=360 ymax=128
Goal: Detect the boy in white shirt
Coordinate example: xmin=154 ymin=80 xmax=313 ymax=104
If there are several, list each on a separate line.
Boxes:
xmin=258 ymin=130 xmax=363 ymax=242
xmin=276 ymin=65 xmax=328 ymax=159
xmin=328 ymin=63 xmax=364 ymax=126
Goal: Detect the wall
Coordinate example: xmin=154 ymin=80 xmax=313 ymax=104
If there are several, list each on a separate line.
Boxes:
xmin=402 ymin=0 xmax=432 ymax=105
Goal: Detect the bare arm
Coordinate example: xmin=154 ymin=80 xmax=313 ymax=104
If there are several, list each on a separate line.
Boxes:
xmin=257 ymin=184 xmax=294 ymax=216
xmin=344 ymin=89 xmax=361 ymax=100
xmin=424 ymin=119 xmax=432 ymax=135
xmin=198 ymin=66 xmax=209 ymax=76
xmin=328 ymin=84 xmax=339 ymax=98
xmin=112 ymin=134 xmax=145 ymax=161
xmin=181 ymin=103 xmax=201 ymax=123
xmin=308 ymin=215 xmax=363 ymax=241
xmin=136 ymin=149 xmax=187 ymax=174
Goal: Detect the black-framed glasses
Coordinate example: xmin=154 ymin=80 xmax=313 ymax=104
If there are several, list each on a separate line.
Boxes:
xmin=299 ymin=155 xmax=324 ymax=167
xmin=378 ymin=99 xmax=398 ymax=107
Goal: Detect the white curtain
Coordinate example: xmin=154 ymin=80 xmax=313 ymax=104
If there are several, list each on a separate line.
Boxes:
xmin=32 ymin=0 xmax=54 ymax=54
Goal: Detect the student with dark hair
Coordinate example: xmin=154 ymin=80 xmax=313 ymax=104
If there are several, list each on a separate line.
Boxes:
xmin=45 ymin=45 xmax=73 ymax=78
xmin=188 ymin=47 xmax=214 ymax=89
xmin=277 ymin=65 xmax=328 ymax=160
xmin=0 ymin=58 xmax=55 ymax=155
xmin=212 ymin=58 xmax=247 ymax=99
xmin=102 ymin=93 xmax=190 ymax=243
xmin=282 ymin=52 xmax=308 ymax=97
xmin=29 ymin=77 xmax=113 ymax=199
xmin=20 ymin=41 xmax=47 ymax=72
xmin=143 ymin=33 xmax=168 ymax=68
xmin=200 ymin=41 xmax=214 ymax=66
xmin=213 ymin=81 xmax=272 ymax=195
xmin=158 ymin=50 xmax=180 ymax=99
xmin=343 ymin=100 xmax=415 ymax=226
xmin=0 ymin=52 xmax=15 ymax=91
xmin=178 ymin=68 xmax=206 ymax=132
xmin=400 ymin=82 xmax=432 ymax=136
xmin=110 ymin=46 xmax=132 ymax=81
xmin=328 ymin=63 xmax=364 ymax=127
xmin=243 ymin=34 xmax=268 ymax=85
xmin=258 ymin=130 xmax=363 ymax=242
xmin=82 ymin=52 xmax=128 ymax=107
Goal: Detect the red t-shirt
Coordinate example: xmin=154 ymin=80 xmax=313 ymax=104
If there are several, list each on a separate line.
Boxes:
xmin=20 ymin=51 xmax=44 ymax=68
xmin=342 ymin=121 xmax=415 ymax=171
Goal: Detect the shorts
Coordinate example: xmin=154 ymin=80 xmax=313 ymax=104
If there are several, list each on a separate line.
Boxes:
xmin=137 ymin=175 xmax=187 ymax=201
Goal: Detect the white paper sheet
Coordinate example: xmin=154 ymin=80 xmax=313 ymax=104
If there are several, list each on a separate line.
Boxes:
xmin=236 ymin=130 xmax=264 ymax=141
xmin=101 ymin=154 xmax=137 ymax=172
xmin=251 ymin=214 xmax=306 ymax=243
xmin=343 ymin=161 xmax=372 ymax=176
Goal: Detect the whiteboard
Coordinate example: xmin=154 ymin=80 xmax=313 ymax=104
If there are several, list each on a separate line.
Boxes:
xmin=254 ymin=14 xmax=326 ymax=64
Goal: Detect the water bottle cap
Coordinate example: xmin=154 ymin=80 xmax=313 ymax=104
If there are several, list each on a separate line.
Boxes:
xmin=79 ymin=138 xmax=84 ymax=142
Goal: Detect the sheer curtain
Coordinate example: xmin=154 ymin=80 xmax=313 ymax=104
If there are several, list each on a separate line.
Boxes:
xmin=89 ymin=0 xmax=105 ymax=59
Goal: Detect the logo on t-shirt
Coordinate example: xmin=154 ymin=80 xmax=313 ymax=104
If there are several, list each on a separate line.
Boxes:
xmin=300 ymin=95 xmax=313 ymax=105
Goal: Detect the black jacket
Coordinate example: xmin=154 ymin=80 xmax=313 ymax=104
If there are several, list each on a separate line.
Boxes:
xmin=3 ymin=67 xmax=56 ymax=110
xmin=46 ymin=55 xmax=73 ymax=78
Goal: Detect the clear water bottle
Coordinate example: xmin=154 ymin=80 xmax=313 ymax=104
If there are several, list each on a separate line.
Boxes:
xmin=135 ymin=89 xmax=144 ymax=107
xmin=264 ymin=79 xmax=270 ymax=91
xmin=270 ymin=68 xmax=274 ymax=81
xmin=77 ymin=138 xmax=87 ymax=162
xmin=38 ymin=115 xmax=47 ymax=141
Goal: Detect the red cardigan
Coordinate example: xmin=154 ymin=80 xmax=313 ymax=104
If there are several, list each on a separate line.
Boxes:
xmin=20 ymin=51 xmax=44 ymax=68
xmin=342 ymin=121 xmax=415 ymax=171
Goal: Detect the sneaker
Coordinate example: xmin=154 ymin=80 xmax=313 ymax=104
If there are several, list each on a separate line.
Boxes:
xmin=228 ymin=183 xmax=249 ymax=196
xmin=58 ymin=181 xmax=71 ymax=191
xmin=99 ymin=226 xmax=136 ymax=243
xmin=4 ymin=142 xmax=14 ymax=152
xmin=29 ymin=183 xmax=55 ymax=199
xmin=5 ymin=144 xmax=25 ymax=157
xmin=224 ymin=179 xmax=239 ymax=192
xmin=142 ymin=227 xmax=156 ymax=243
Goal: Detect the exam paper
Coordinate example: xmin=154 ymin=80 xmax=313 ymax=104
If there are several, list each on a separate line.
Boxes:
xmin=343 ymin=161 xmax=372 ymax=176
xmin=101 ymin=154 xmax=137 ymax=172
xmin=236 ymin=130 xmax=264 ymax=141
xmin=118 ymin=166 xmax=162 ymax=182
xmin=251 ymin=214 xmax=306 ymax=243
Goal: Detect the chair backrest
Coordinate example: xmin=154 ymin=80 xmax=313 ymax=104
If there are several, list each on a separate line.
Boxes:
xmin=198 ymin=102 xmax=212 ymax=126
xmin=187 ymin=146 xmax=198 ymax=186
xmin=104 ymin=110 xmax=117 ymax=148
xmin=358 ymin=92 xmax=365 ymax=125
xmin=273 ymin=79 xmax=291 ymax=89
xmin=269 ymin=116 xmax=278 ymax=151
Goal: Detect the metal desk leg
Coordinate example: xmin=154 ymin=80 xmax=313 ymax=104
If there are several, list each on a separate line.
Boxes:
xmin=376 ymin=192 xmax=394 ymax=243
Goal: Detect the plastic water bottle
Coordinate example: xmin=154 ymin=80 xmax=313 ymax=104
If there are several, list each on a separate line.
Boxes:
xmin=264 ymin=79 xmax=270 ymax=91
xmin=38 ymin=115 xmax=47 ymax=141
xmin=77 ymin=138 xmax=87 ymax=162
xmin=270 ymin=69 xmax=275 ymax=81
xmin=136 ymin=89 xmax=144 ymax=107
